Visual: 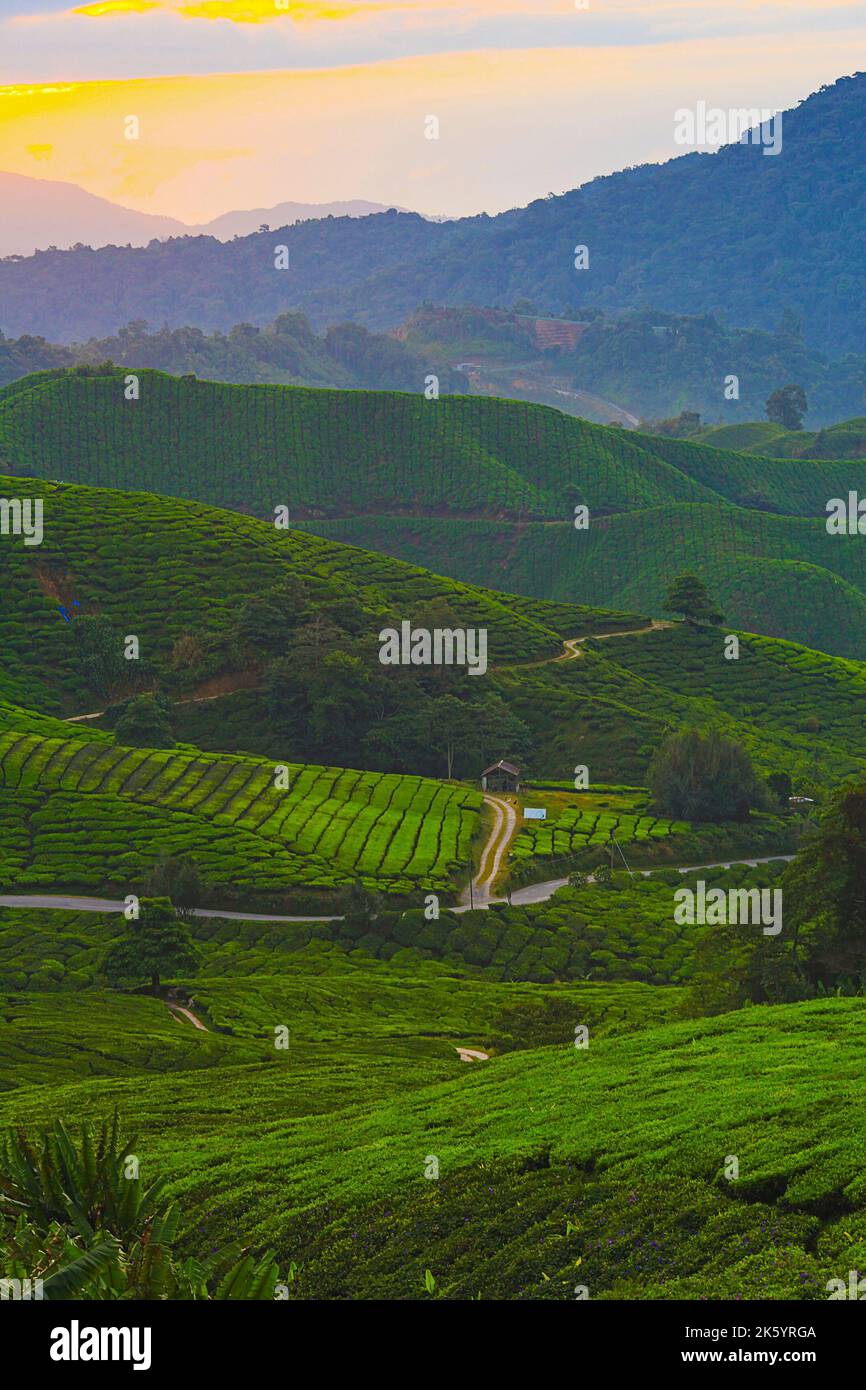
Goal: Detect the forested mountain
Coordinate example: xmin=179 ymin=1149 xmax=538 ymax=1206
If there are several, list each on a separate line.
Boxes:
xmin=2 ymin=74 xmax=866 ymax=351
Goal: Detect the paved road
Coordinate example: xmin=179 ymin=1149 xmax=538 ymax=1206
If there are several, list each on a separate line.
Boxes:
xmin=0 ymin=894 xmax=341 ymax=923
xmin=1 ymin=858 xmax=795 ymax=922
xmin=503 ymin=854 xmax=795 ymax=907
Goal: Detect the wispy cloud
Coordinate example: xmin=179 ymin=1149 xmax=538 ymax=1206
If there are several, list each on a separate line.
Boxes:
xmin=72 ymin=0 xmax=397 ymax=21
xmin=72 ymin=1 xmax=159 ymax=15
xmin=0 ymin=38 xmax=861 ymax=221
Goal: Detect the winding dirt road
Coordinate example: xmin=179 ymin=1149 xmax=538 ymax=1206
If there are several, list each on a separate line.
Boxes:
xmin=460 ymin=794 xmax=519 ymax=907
xmin=555 ymin=618 xmax=673 ymax=662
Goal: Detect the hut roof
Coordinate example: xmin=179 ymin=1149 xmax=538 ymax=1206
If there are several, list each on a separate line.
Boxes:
xmin=481 ymin=760 xmax=520 ymax=777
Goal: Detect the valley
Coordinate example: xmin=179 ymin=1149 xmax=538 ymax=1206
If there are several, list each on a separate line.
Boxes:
xmin=2 ymin=32 xmax=866 ymax=1324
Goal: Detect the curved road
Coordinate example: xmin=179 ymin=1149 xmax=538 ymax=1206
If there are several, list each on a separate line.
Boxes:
xmin=556 ymin=618 xmax=672 ymax=662
xmin=14 ymin=622 xmax=787 ymax=923
xmin=0 ymin=856 xmax=794 ymax=922
xmin=459 ymin=794 xmax=518 ymax=907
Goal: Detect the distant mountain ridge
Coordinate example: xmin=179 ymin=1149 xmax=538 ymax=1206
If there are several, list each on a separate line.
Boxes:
xmin=0 ymin=172 xmax=422 ymax=259
xmin=2 ymin=73 xmax=866 ymax=350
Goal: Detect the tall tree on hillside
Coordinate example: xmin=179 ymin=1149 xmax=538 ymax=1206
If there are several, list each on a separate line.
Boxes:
xmin=102 ymin=898 xmax=199 ymax=993
xmin=72 ymin=615 xmax=127 ymax=696
xmin=114 ymin=695 xmax=175 ymax=749
xmin=665 ymin=573 xmax=723 ymax=626
xmin=766 ymin=384 xmax=807 ymax=430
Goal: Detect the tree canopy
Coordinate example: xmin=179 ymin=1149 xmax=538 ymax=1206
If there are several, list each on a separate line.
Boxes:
xmin=102 ymin=898 xmax=199 ymax=992
xmin=665 ymin=574 xmax=723 ymax=626
xmin=648 ymin=728 xmax=759 ymax=822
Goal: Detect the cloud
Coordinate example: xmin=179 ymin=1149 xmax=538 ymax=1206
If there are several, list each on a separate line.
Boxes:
xmin=72 ymin=0 xmax=396 ymax=21
xmin=72 ymin=1 xmax=159 ymax=15
xmin=0 ymin=41 xmax=860 ymax=222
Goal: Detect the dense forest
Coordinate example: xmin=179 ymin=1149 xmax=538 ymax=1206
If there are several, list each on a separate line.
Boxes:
xmin=0 ymin=314 xmax=462 ymax=394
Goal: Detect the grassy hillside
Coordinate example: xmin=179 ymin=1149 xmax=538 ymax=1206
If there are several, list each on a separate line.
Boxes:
xmin=5 ymin=370 xmax=866 ymax=658
xmin=1 ymin=932 xmax=863 ymax=1299
xmin=485 ymin=624 xmax=866 ymax=796
xmin=1 ymin=875 xmax=863 ymax=1302
xmin=1 ymin=462 xmax=866 ymax=799
xmin=0 ymin=861 xmax=791 ymax=993
xmin=307 ymin=506 xmax=866 ymax=660
xmin=0 ymin=369 xmax=719 ymax=517
xmin=0 ymin=467 xmax=593 ymax=717
xmin=0 ymin=701 xmax=480 ymax=903
xmin=700 ymin=417 xmax=866 ymax=459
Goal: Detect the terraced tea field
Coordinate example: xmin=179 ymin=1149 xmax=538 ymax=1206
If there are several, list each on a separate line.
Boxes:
xmin=511 ymin=803 xmax=689 ymax=866
xmin=0 ymin=722 xmax=481 ymax=900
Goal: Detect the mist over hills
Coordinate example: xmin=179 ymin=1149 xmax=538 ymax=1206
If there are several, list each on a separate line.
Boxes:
xmin=0 ymin=172 xmax=417 ymax=260
xmin=2 ymin=74 xmax=865 ymax=352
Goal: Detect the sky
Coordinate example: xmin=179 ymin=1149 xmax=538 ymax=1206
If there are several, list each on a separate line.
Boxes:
xmin=0 ymin=0 xmax=865 ymax=220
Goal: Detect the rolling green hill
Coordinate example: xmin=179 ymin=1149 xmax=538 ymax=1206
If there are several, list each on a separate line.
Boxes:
xmin=2 ymin=465 xmax=866 ymax=798
xmin=699 ymin=417 xmax=866 ymax=459
xmin=0 ymin=466 xmax=593 ymax=717
xmin=3 ymin=370 xmax=865 ymax=658
xmin=1 ymin=927 xmax=863 ymax=1299
xmin=311 ymin=505 xmax=866 ymax=659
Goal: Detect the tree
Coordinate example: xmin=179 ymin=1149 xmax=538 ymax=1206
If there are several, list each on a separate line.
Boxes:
xmin=143 ymin=855 xmax=202 ymax=919
xmin=72 ymin=615 xmax=126 ymax=696
xmin=641 ymin=409 xmax=702 ymax=438
xmin=648 ymin=728 xmax=760 ymax=822
xmin=114 ymin=695 xmax=175 ymax=749
xmin=665 ymin=573 xmax=723 ymax=626
xmin=230 ymin=581 xmax=307 ymax=657
xmin=766 ymin=383 xmax=807 ymax=430
xmin=103 ymin=898 xmax=199 ymax=992
xmin=782 ymin=784 xmax=866 ymax=986
xmin=766 ymin=771 xmax=793 ymax=811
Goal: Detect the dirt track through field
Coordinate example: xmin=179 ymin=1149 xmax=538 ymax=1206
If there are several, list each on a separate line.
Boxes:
xmin=165 ymin=1001 xmax=209 ymax=1031
xmin=556 ymin=618 xmax=673 ymax=662
xmin=460 ymin=794 xmax=518 ymax=906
